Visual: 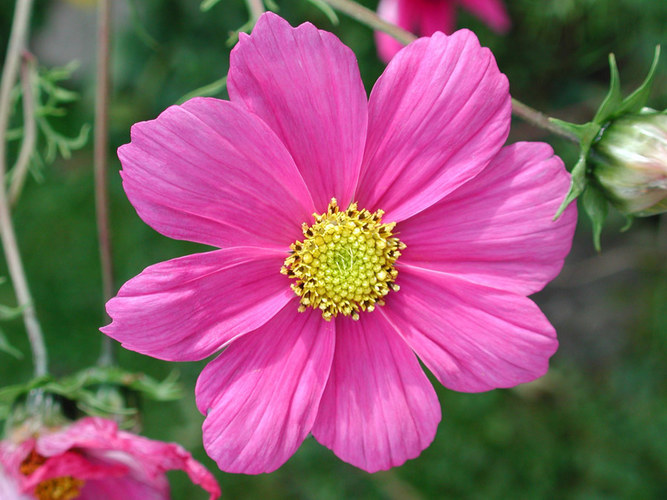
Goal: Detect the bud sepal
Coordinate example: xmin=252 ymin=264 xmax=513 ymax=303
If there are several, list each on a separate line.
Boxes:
xmin=553 ymin=46 xmax=662 ymax=249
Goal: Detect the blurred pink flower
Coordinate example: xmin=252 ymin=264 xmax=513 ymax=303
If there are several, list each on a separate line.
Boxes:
xmin=0 ymin=417 xmax=220 ymax=500
xmin=376 ymin=0 xmax=511 ymax=61
xmin=103 ymin=13 xmax=576 ymax=474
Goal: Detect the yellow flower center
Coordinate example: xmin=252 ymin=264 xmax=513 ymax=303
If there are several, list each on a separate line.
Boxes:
xmin=282 ymin=198 xmax=405 ymax=320
xmin=20 ymin=449 xmax=84 ymax=500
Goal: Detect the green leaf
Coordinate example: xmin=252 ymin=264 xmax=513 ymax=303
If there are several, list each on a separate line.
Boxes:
xmin=306 ymin=0 xmax=340 ymax=24
xmin=265 ymin=0 xmax=279 ymax=10
xmin=593 ymin=53 xmax=622 ymax=124
xmin=0 ymin=330 xmax=23 ymax=359
xmin=0 ymin=368 xmax=181 ymax=424
xmin=128 ymin=0 xmax=159 ymax=50
xmin=554 ymin=156 xmax=588 ymax=219
xmin=0 ymin=303 xmax=23 ymax=320
xmin=582 ymin=186 xmax=609 ymax=251
xmin=617 ymin=45 xmax=661 ymax=116
xmin=176 ymin=76 xmax=227 ymax=105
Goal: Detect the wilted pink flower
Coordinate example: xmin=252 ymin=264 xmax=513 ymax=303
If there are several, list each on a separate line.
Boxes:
xmin=0 ymin=417 xmax=220 ymax=499
xmin=376 ymin=0 xmax=511 ymax=61
xmin=103 ymin=13 xmax=576 ymax=474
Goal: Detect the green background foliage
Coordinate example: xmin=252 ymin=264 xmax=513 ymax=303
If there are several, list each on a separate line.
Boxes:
xmin=0 ymin=0 xmax=666 ymax=498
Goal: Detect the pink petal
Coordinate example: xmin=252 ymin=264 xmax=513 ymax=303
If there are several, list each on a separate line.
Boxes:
xmin=197 ymin=303 xmax=335 ymax=474
xmin=37 ymin=418 xmax=220 ymax=500
xmin=103 ymin=247 xmax=292 ymax=361
xmin=0 ymin=464 xmax=29 ymax=500
xmin=375 ymin=0 xmax=404 ymax=63
xmin=357 ymin=29 xmax=510 ymax=222
xmin=118 ymin=97 xmax=314 ymax=249
xmin=21 ymin=453 xmax=127 ymax=491
xmin=406 ymin=0 xmax=457 ymax=36
xmin=228 ymin=12 xmax=367 ymax=211
xmin=79 ymin=477 xmax=167 ymax=500
xmin=460 ymin=0 xmax=511 ymax=33
xmin=311 ymin=313 xmax=440 ymax=472
xmin=399 ymin=143 xmax=577 ymax=295
xmin=386 ymin=264 xmax=558 ymax=392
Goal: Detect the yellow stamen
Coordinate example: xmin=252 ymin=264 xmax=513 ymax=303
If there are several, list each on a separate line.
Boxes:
xmin=20 ymin=449 xmax=84 ymax=500
xmin=282 ymin=198 xmax=405 ymax=321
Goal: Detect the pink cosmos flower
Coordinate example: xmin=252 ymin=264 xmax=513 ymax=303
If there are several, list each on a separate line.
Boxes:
xmin=376 ymin=0 xmax=511 ymax=61
xmin=0 ymin=417 xmax=220 ymax=499
xmin=102 ymin=12 xmax=576 ymax=474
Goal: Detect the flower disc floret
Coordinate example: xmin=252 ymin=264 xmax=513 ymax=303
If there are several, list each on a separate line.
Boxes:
xmin=282 ymin=199 xmax=405 ymax=321
xmin=19 ymin=449 xmax=83 ymax=500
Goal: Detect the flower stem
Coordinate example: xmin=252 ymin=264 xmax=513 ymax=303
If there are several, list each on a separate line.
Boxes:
xmin=511 ymin=98 xmax=579 ymax=143
xmin=320 ymin=0 xmax=580 ymax=143
xmin=95 ymin=0 xmax=116 ymax=367
xmin=245 ymin=0 xmax=265 ymax=21
xmin=9 ymin=53 xmax=37 ymax=207
xmin=321 ymin=0 xmax=416 ymax=45
xmin=0 ymin=0 xmax=48 ymax=377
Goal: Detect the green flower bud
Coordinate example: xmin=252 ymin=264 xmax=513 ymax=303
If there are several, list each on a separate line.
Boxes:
xmin=590 ymin=111 xmax=667 ymax=216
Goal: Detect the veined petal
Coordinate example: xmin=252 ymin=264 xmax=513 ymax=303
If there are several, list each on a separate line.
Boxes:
xmin=460 ymin=0 xmax=511 ymax=33
xmin=386 ymin=264 xmax=558 ymax=393
xmin=197 ymin=303 xmax=335 ymax=474
xmin=357 ymin=29 xmax=510 ymax=222
xmin=399 ymin=143 xmax=577 ymax=295
xmin=118 ymin=97 xmax=314 ymax=249
xmin=103 ymin=247 xmax=292 ymax=361
xmin=311 ymin=313 xmax=440 ymax=472
xmin=228 ymin=12 xmax=367 ymax=211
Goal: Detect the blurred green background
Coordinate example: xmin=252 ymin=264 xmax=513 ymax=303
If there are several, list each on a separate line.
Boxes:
xmin=1 ymin=0 xmax=666 ymax=498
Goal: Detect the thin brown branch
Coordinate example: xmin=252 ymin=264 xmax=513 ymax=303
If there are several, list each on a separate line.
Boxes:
xmin=0 ymin=0 xmax=48 ymax=377
xmin=9 ymin=53 xmax=37 ymax=207
xmin=95 ymin=0 xmax=115 ymax=366
xmin=321 ymin=0 xmax=417 ymax=45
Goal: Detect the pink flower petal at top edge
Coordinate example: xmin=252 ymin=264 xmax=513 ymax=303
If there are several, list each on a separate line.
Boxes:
xmin=103 ymin=247 xmax=292 ymax=361
xmin=386 ymin=264 xmax=558 ymax=392
xmin=197 ymin=304 xmax=335 ymax=474
xmin=399 ymin=142 xmax=577 ymax=295
xmin=459 ymin=0 xmax=511 ymax=33
xmin=36 ymin=418 xmax=220 ymax=500
xmin=228 ymin=12 xmax=367 ymax=211
xmin=119 ymin=97 xmax=314 ymax=250
xmin=311 ymin=313 xmax=441 ymax=472
xmin=357 ymin=29 xmax=510 ymax=222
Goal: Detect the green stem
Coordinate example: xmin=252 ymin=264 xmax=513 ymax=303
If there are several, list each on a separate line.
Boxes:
xmin=245 ymin=0 xmax=265 ymax=21
xmin=511 ymin=98 xmax=579 ymax=143
xmin=0 ymin=0 xmax=48 ymax=377
xmin=320 ymin=0 xmax=579 ymax=142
